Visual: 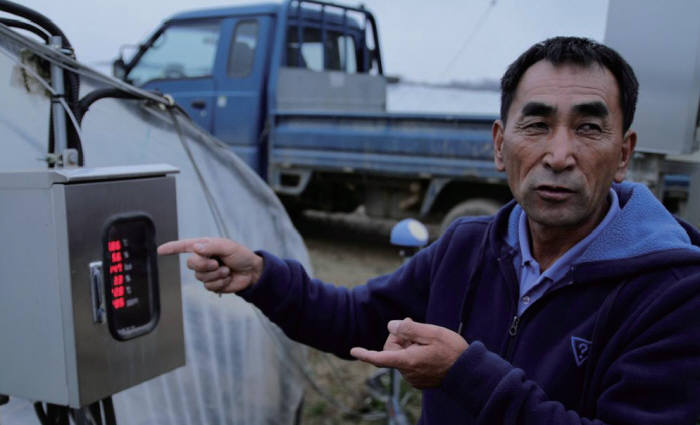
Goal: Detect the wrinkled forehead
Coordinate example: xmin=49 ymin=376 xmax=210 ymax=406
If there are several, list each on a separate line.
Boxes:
xmin=509 ymin=60 xmax=621 ymax=120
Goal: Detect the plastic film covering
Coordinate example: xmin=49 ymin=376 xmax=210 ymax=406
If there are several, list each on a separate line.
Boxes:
xmin=0 ymin=31 xmax=309 ymax=425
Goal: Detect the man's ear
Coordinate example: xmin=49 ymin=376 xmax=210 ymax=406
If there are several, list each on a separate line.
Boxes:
xmin=614 ymin=130 xmax=637 ymax=182
xmin=493 ymin=120 xmax=506 ymax=172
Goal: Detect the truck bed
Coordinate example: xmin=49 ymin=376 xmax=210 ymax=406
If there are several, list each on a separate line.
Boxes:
xmin=270 ymin=110 xmax=500 ymax=180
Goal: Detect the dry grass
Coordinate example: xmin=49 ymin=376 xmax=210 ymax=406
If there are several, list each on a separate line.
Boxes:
xmin=299 ymin=234 xmax=422 ymax=425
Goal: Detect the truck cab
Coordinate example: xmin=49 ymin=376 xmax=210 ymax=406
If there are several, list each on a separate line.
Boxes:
xmin=115 ymin=0 xmax=509 ymax=228
xmin=119 ymin=1 xmax=383 ymax=174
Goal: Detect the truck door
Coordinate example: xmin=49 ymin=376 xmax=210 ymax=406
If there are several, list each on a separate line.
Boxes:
xmin=213 ymin=16 xmax=272 ymax=174
xmin=127 ymin=20 xmax=222 ymax=132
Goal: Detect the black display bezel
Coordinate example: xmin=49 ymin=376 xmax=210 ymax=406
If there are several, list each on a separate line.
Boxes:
xmin=102 ymin=213 xmax=160 ymax=341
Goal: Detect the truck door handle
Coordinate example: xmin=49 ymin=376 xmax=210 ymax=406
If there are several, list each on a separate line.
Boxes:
xmin=191 ymin=100 xmax=206 ymax=110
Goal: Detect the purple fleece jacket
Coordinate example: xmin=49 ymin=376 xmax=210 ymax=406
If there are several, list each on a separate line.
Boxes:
xmin=240 ymin=182 xmax=700 ymax=424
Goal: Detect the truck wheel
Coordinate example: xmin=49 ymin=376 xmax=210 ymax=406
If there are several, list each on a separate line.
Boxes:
xmin=440 ymin=199 xmax=501 ymax=234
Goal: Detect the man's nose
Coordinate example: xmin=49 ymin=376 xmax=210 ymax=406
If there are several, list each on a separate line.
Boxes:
xmin=543 ymin=127 xmax=576 ymax=172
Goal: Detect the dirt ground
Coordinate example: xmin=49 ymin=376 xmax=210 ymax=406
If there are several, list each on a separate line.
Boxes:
xmin=295 ymin=213 xmax=425 ymax=425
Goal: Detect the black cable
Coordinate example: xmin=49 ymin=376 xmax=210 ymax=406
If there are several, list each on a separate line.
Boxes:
xmin=77 ymin=88 xmax=142 ymax=124
xmin=88 ymin=401 xmax=104 ymax=425
xmin=65 ymin=71 xmax=82 ymax=165
xmin=0 ymin=1 xmax=84 ymax=165
xmin=101 ymin=396 xmax=116 ymax=425
xmin=44 ymin=57 xmax=82 ymax=167
xmin=43 ymin=403 xmax=69 ymax=425
xmin=47 ymin=99 xmax=85 ymax=168
xmin=0 ymin=18 xmax=50 ymax=43
xmin=33 ymin=402 xmax=49 ymax=425
xmin=0 ymin=0 xmax=71 ymax=49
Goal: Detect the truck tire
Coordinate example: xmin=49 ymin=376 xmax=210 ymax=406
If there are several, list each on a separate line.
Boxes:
xmin=440 ymin=198 xmax=501 ymax=234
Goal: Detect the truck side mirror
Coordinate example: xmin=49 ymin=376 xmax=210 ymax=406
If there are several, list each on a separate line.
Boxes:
xmin=113 ymin=44 xmax=139 ymax=80
xmin=112 ymin=57 xmax=126 ymax=80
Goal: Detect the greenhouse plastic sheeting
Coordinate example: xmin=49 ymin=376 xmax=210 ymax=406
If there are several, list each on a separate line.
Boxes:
xmin=0 ymin=30 xmax=309 ymax=425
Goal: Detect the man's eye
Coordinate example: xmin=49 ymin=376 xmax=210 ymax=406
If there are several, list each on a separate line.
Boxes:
xmin=577 ymin=123 xmax=602 ymax=134
xmin=524 ymin=122 xmax=548 ymax=131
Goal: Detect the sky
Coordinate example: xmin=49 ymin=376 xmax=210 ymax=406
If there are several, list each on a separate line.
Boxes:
xmin=14 ymin=0 xmax=609 ymax=83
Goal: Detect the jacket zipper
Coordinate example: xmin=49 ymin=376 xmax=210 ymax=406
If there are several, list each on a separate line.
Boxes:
xmin=508 ymin=315 xmax=520 ymax=336
xmin=499 ymin=253 xmax=522 ymax=360
xmin=502 ymin=268 xmax=579 ymax=360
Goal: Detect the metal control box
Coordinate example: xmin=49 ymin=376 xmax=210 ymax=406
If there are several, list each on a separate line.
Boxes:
xmin=0 ymin=164 xmax=184 ymax=408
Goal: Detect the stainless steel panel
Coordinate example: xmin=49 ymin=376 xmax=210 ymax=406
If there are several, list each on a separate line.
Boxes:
xmin=64 ymin=175 xmax=183 ymax=407
xmin=0 ymin=188 xmax=70 ymax=404
xmin=0 ymin=165 xmax=179 ymax=189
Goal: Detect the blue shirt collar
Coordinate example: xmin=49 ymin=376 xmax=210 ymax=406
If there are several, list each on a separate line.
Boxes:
xmin=518 ymin=188 xmax=621 ymax=283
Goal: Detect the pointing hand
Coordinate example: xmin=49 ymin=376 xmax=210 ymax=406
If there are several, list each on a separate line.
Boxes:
xmin=350 ymin=318 xmax=468 ymax=389
xmin=158 ymin=237 xmax=263 ymax=294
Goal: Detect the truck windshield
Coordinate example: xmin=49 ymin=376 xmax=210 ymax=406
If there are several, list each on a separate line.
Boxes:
xmin=128 ymin=21 xmax=221 ymax=85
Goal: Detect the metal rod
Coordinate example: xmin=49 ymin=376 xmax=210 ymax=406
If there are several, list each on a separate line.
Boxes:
xmin=49 ymin=34 xmax=68 ymax=159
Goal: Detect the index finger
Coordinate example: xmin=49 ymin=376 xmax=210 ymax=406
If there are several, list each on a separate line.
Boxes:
xmin=158 ymin=238 xmax=208 ymax=255
xmin=350 ymin=347 xmax=408 ymax=369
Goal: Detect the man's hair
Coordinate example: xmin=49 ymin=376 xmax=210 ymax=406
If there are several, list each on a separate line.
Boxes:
xmin=500 ymin=36 xmax=639 ymax=132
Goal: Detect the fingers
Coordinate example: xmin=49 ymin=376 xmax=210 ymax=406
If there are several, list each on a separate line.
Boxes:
xmin=158 ymin=237 xmax=237 ymax=258
xmin=190 ymin=238 xmax=233 ymax=258
xmin=387 ymin=318 xmax=444 ymax=345
xmin=158 ymin=237 xmax=262 ymax=293
xmin=350 ymin=347 xmax=407 ymax=369
xmin=195 ymin=266 xmax=230 ymax=283
xmin=202 ymin=276 xmax=232 ymax=293
xmin=355 ymin=320 xmax=469 ymax=390
xmin=186 ymin=253 xmax=220 ymax=272
xmin=383 ymin=333 xmax=410 ymax=351
xmin=158 ymin=238 xmax=206 ymax=255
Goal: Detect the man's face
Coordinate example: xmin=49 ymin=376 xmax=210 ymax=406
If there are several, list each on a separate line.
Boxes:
xmin=493 ymin=60 xmax=636 ymax=229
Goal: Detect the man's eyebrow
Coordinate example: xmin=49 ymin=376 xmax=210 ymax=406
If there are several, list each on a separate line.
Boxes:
xmin=520 ymin=102 xmax=556 ymax=118
xmin=572 ymin=101 xmax=609 ymax=118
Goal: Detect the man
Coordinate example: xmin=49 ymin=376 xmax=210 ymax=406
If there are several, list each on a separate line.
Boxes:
xmin=159 ymin=37 xmax=700 ymax=424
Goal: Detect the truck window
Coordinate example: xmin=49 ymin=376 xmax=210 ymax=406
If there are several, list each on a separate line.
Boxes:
xmin=227 ymin=20 xmax=259 ymax=78
xmin=128 ymin=21 xmax=220 ymax=85
xmin=286 ymin=27 xmax=358 ymax=73
xmin=339 ymin=34 xmax=356 ymax=73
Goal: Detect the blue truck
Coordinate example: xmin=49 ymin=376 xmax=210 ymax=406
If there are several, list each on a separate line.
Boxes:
xmin=114 ymin=0 xmax=510 ymax=230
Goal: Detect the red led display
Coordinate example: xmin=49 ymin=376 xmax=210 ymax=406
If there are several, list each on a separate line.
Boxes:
xmin=108 ymin=239 xmax=127 ymax=310
xmin=103 ymin=215 xmax=159 ymax=341
xmin=108 ymin=240 xmax=122 ymax=252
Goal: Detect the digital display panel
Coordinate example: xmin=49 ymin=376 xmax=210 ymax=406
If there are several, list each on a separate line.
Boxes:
xmin=103 ymin=215 xmax=160 ymax=340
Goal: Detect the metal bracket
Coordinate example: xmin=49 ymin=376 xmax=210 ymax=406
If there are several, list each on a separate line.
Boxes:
xmin=60 ymin=148 xmax=79 ymax=167
xmin=270 ymin=167 xmax=312 ymax=195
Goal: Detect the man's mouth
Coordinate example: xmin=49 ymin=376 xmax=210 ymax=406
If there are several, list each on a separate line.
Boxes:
xmin=535 ymin=185 xmax=575 ymax=201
